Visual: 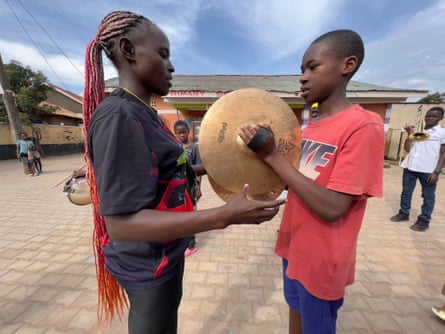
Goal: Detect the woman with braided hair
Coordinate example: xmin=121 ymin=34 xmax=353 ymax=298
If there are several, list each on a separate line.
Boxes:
xmin=83 ymin=11 xmax=285 ymax=334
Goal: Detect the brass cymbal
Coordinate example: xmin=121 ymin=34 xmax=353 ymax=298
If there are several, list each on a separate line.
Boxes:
xmin=67 ymin=181 xmax=91 ymax=206
xmin=208 ymin=175 xmax=286 ymax=202
xmin=199 ymin=88 xmax=301 ymax=201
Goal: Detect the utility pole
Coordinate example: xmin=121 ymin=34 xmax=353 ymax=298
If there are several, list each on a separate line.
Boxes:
xmin=0 ymin=53 xmax=23 ymax=143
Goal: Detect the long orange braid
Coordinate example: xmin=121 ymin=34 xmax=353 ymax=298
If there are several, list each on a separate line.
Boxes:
xmin=82 ymin=11 xmax=147 ymax=326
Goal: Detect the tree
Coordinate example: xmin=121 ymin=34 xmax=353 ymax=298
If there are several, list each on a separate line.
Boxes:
xmin=0 ymin=61 xmax=54 ymax=124
xmin=0 ymin=54 xmax=23 ymax=141
xmin=417 ymin=92 xmax=445 ymax=104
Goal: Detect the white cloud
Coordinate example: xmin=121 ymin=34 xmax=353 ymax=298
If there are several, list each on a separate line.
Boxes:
xmin=156 ymin=1 xmax=203 ymax=51
xmin=0 ymin=39 xmax=120 ymax=95
xmin=355 ymin=0 xmax=445 ymax=93
xmin=219 ymin=0 xmax=347 ymax=59
xmin=0 ymin=39 xmax=80 ymax=85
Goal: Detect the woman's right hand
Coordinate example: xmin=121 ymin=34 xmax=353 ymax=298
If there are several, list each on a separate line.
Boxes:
xmin=221 ymin=184 xmax=285 ymax=226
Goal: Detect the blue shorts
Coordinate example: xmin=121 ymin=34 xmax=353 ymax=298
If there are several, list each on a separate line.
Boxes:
xmin=282 ymin=259 xmax=344 ymax=334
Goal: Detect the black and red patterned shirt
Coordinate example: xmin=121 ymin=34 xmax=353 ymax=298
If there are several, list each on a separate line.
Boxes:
xmin=88 ymin=88 xmax=193 ymax=290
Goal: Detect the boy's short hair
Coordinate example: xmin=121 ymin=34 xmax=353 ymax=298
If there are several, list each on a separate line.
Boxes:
xmin=174 ymin=119 xmax=189 ymax=131
xmin=312 ymin=29 xmax=364 ymax=75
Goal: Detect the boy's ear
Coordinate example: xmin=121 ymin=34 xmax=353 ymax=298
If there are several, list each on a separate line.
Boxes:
xmin=342 ymin=55 xmax=358 ymax=76
xmin=119 ymin=38 xmax=136 ymax=61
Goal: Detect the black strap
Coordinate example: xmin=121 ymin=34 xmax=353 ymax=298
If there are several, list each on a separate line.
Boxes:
xmin=247 ymin=127 xmax=272 ymax=152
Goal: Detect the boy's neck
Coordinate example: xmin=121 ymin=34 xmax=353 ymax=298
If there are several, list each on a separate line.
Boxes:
xmin=424 ymin=124 xmax=438 ymax=130
xmin=314 ymin=100 xmax=352 ymax=121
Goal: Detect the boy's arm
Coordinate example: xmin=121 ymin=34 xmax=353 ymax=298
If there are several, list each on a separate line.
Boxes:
xmin=404 ymin=138 xmax=412 ymax=153
xmin=16 ymin=141 xmax=20 ymax=158
xmin=404 ymin=126 xmax=414 ymax=153
xmin=239 ymin=124 xmax=353 ymax=222
xmin=434 ymin=144 xmax=445 ymax=174
xmin=191 ymin=144 xmax=206 ymax=176
xmin=193 ymin=145 xmax=203 ymax=184
xmin=263 ymin=151 xmax=354 ymax=222
xmin=194 ymin=144 xmax=202 ymax=164
xmin=428 ymin=136 xmax=445 ymax=184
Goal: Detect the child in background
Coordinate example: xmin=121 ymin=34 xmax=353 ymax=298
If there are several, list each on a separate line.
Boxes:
xmin=174 ymin=120 xmax=201 ymax=256
xmin=29 ymin=137 xmax=42 ymax=175
xmin=240 ymin=29 xmax=384 ymax=334
xmin=390 ymin=106 xmax=445 ymax=231
xmin=16 ymin=131 xmax=36 ymax=176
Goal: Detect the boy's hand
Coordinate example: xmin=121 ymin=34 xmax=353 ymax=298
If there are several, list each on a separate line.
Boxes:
xmin=239 ymin=123 xmax=276 ymax=158
xmin=427 ymin=173 xmax=439 ymax=185
xmin=73 ymin=169 xmax=86 ymax=178
xmin=196 ymin=187 xmax=202 ymax=201
xmin=404 ymin=125 xmax=415 ymax=135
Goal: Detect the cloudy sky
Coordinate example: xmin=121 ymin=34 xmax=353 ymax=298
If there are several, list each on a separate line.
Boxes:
xmin=1 ymin=0 xmax=444 ymax=97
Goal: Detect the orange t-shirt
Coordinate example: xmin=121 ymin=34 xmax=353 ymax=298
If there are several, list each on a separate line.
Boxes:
xmin=275 ymin=104 xmax=384 ymax=300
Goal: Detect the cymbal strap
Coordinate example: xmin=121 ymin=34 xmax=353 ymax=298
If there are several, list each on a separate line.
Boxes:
xmin=247 ymin=127 xmax=272 ymax=151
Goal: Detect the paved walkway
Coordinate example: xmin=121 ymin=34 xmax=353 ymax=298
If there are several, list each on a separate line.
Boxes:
xmin=0 ymin=153 xmax=445 ymax=334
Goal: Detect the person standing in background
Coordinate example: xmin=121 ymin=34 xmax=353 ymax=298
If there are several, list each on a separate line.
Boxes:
xmin=16 ymin=131 xmax=35 ymax=176
xmin=390 ymin=106 xmax=445 ymax=231
xmin=29 ymin=136 xmax=42 ymax=175
xmin=174 ymin=119 xmax=202 ymax=256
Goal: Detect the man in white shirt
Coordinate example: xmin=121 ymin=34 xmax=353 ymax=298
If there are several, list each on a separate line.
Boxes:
xmin=391 ymin=106 xmax=445 ymax=231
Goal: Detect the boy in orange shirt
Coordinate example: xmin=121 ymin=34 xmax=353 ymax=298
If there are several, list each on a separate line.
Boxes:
xmin=240 ymin=29 xmax=384 ymax=334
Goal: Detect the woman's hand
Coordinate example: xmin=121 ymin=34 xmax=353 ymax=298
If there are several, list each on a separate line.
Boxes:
xmin=222 ymin=184 xmax=285 ymax=226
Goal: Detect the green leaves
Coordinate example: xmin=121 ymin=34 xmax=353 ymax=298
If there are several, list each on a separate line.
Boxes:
xmin=0 ymin=62 xmax=51 ymax=124
xmin=417 ymin=92 xmax=445 ymax=104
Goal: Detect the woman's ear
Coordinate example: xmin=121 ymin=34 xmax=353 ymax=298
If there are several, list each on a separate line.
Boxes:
xmin=342 ymin=55 xmax=358 ymax=76
xmin=119 ymin=38 xmax=136 ymax=62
